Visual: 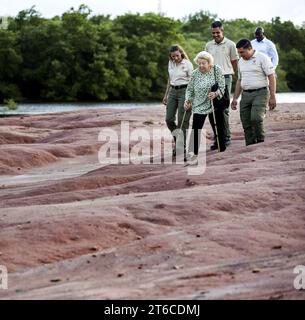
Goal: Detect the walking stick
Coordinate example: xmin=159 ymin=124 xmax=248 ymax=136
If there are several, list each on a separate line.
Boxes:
xmin=211 ymin=100 xmax=220 ymax=152
xmin=175 ymin=109 xmax=187 ymax=156
xmin=172 ymin=109 xmax=187 ymax=159
xmin=180 ymin=109 xmax=187 ymax=131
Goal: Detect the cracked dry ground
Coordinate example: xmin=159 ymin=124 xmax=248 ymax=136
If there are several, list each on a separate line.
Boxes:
xmin=0 ymin=104 xmax=304 ymax=299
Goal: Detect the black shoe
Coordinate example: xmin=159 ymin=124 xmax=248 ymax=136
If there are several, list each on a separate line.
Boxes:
xmin=210 ymin=143 xmax=218 ymax=151
xmin=256 ymin=139 xmax=264 ymax=144
xmin=211 ymin=142 xmax=227 ymax=152
xmin=225 ymin=139 xmax=231 ymax=147
xmin=172 ymin=148 xmax=176 ymax=157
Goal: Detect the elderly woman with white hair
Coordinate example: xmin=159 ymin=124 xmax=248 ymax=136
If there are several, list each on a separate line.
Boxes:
xmin=184 ymin=50 xmax=226 ymax=162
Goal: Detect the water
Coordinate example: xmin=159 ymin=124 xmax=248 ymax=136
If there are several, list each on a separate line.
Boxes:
xmin=276 ymin=92 xmax=305 ymax=103
xmin=0 ymin=93 xmax=304 ymax=115
xmin=0 ymin=102 xmax=160 ymax=115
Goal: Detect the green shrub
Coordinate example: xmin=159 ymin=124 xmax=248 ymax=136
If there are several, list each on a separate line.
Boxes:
xmin=4 ymin=98 xmax=18 ymax=110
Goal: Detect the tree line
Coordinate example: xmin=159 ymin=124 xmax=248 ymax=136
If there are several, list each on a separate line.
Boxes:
xmin=0 ymin=5 xmax=304 ymax=103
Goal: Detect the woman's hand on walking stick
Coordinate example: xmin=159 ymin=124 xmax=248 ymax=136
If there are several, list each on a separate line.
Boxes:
xmin=184 ymin=100 xmax=192 ymax=111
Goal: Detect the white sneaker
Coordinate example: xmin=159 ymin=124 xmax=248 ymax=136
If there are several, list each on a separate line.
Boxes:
xmin=186 ymin=153 xmax=198 ymax=165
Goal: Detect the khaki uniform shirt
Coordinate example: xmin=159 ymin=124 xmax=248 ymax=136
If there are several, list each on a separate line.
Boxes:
xmin=205 ymin=37 xmax=238 ymax=75
xmin=168 ymin=59 xmax=193 ymax=86
xmin=238 ymin=51 xmax=275 ymax=90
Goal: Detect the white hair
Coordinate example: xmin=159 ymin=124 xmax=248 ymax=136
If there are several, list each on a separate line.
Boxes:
xmin=194 ymin=51 xmax=214 ymax=66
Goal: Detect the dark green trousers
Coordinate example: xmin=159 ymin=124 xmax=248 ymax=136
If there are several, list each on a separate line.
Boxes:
xmin=166 ymin=87 xmax=191 ymax=151
xmin=240 ymin=88 xmax=270 ymax=146
xmin=223 ymin=75 xmax=232 ymax=141
xmin=210 ymin=75 xmax=232 ymax=142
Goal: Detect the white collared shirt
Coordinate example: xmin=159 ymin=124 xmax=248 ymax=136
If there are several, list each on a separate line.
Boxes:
xmin=238 ymin=51 xmax=275 ymax=90
xmin=168 ymin=59 xmax=193 ymax=86
xmin=251 ymin=37 xmax=279 ymax=69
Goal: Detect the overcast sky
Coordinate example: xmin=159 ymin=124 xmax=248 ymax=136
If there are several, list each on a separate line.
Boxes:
xmin=1 ymin=0 xmax=304 ymax=25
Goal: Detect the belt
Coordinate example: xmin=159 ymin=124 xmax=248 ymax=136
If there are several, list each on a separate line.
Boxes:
xmin=243 ymin=87 xmax=267 ymax=93
xmin=224 ymin=74 xmax=232 ymax=78
xmin=171 ymin=84 xmax=188 ymax=89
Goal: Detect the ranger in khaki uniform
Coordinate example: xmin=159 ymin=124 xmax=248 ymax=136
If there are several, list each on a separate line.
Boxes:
xmin=205 ymin=21 xmax=239 ymax=149
xmin=231 ymin=39 xmax=276 ymax=146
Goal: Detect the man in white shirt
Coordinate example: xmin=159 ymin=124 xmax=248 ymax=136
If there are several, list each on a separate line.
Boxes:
xmin=251 ymin=27 xmax=279 ymax=69
xmin=231 ymin=39 xmax=276 ymax=146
